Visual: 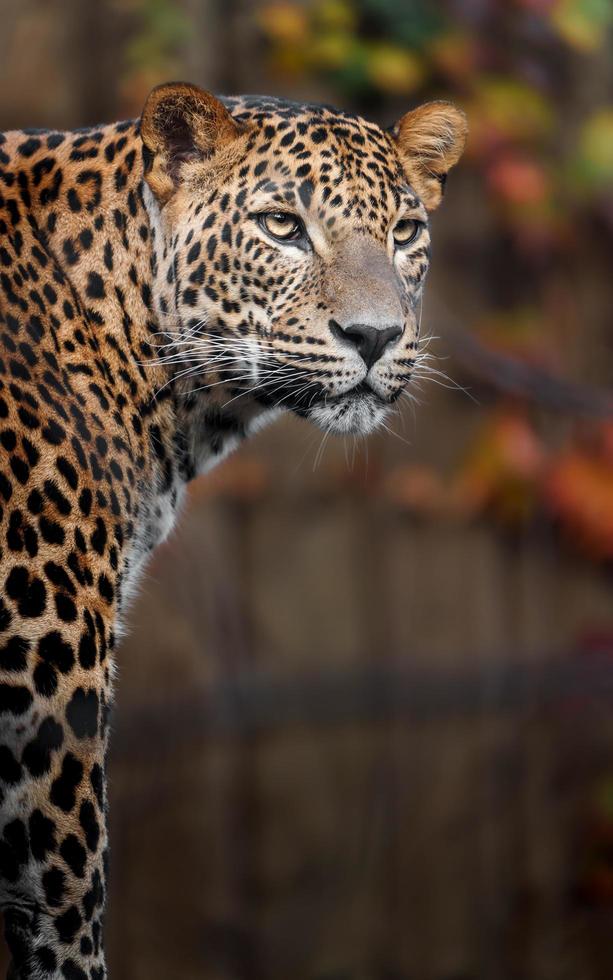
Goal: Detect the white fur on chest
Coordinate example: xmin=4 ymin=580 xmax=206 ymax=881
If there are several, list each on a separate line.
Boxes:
xmin=119 ymin=480 xmax=185 ymax=617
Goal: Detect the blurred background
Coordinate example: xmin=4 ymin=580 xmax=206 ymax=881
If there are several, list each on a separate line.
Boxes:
xmin=2 ymin=1 xmax=613 ymax=977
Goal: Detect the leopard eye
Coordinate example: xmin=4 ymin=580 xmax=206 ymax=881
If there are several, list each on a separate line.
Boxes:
xmin=393 ymin=218 xmax=422 ymax=248
xmin=259 ymin=211 xmax=304 ymax=243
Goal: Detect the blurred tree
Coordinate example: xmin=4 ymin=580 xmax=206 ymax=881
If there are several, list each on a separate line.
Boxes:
xmin=117 ymin=0 xmax=191 ymax=111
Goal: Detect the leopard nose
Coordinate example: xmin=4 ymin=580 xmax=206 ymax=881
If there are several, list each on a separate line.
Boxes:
xmin=331 ymin=321 xmax=403 ymax=369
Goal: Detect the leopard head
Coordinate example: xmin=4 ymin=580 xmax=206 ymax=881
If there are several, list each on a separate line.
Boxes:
xmin=141 ymin=82 xmax=466 ymax=437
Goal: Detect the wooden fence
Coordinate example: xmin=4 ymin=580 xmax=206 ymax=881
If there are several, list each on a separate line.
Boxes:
xmin=100 ymin=436 xmax=613 ymax=980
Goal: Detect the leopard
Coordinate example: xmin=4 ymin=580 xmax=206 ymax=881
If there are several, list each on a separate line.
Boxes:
xmin=0 ymin=80 xmax=466 ymax=978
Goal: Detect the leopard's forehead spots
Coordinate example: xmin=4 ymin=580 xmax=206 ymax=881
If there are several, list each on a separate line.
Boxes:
xmin=219 ymin=96 xmax=420 ymax=238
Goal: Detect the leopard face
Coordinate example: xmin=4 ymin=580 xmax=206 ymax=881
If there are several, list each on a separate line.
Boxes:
xmin=141 ymin=85 xmax=467 ymax=438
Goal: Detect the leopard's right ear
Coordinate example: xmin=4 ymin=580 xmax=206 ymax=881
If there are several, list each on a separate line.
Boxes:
xmin=140 ymin=81 xmax=243 ymax=205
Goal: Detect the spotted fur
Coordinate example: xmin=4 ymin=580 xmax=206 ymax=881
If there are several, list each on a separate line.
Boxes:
xmin=0 ymin=82 xmax=465 ymax=977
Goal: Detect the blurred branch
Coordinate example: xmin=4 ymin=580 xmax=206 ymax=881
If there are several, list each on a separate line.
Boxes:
xmin=113 ymin=653 xmax=613 ymax=754
xmin=432 ymin=299 xmax=613 ymax=418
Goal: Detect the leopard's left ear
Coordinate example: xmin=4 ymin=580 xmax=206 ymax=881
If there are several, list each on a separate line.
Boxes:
xmin=140 ymin=81 xmax=244 ymax=205
xmin=391 ymin=101 xmax=467 ymax=211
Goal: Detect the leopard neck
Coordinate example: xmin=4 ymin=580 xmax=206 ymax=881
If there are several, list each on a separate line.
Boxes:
xmin=4 ymin=119 xmax=276 ymax=489
xmin=142 ymin=182 xmax=282 ymax=479
xmin=18 ymin=121 xmax=162 ymax=396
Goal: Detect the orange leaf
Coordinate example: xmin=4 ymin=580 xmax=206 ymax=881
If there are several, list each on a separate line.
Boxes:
xmin=544 ymin=452 xmax=613 ymax=558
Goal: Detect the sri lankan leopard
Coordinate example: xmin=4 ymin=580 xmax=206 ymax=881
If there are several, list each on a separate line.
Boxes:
xmin=0 ymin=81 xmax=466 ymax=978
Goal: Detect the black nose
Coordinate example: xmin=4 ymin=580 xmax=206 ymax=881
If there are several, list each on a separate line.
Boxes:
xmin=332 ymin=321 xmax=403 ymax=368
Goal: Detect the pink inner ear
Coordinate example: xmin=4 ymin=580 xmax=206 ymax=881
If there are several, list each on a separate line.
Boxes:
xmin=156 ymin=110 xmax=200 ymax=180
xmin=166 ymin=138 xmax=202 ymax=182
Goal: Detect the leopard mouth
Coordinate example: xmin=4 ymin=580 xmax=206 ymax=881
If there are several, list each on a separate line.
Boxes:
xmin=323 ymin=379 xmax=394 ymax=407
xmin=248 ymin=362 xmax=392 ymax=434
xmin=334 ymin=381 xmax=372 ymax=399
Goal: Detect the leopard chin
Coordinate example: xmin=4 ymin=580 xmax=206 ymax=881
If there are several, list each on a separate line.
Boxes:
xmin=305 ymin=390 xmax=391 ymax=436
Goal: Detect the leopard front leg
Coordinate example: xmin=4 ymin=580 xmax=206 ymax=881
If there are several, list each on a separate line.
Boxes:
xmin=0 ymin=608 xmax=112 ymax=980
